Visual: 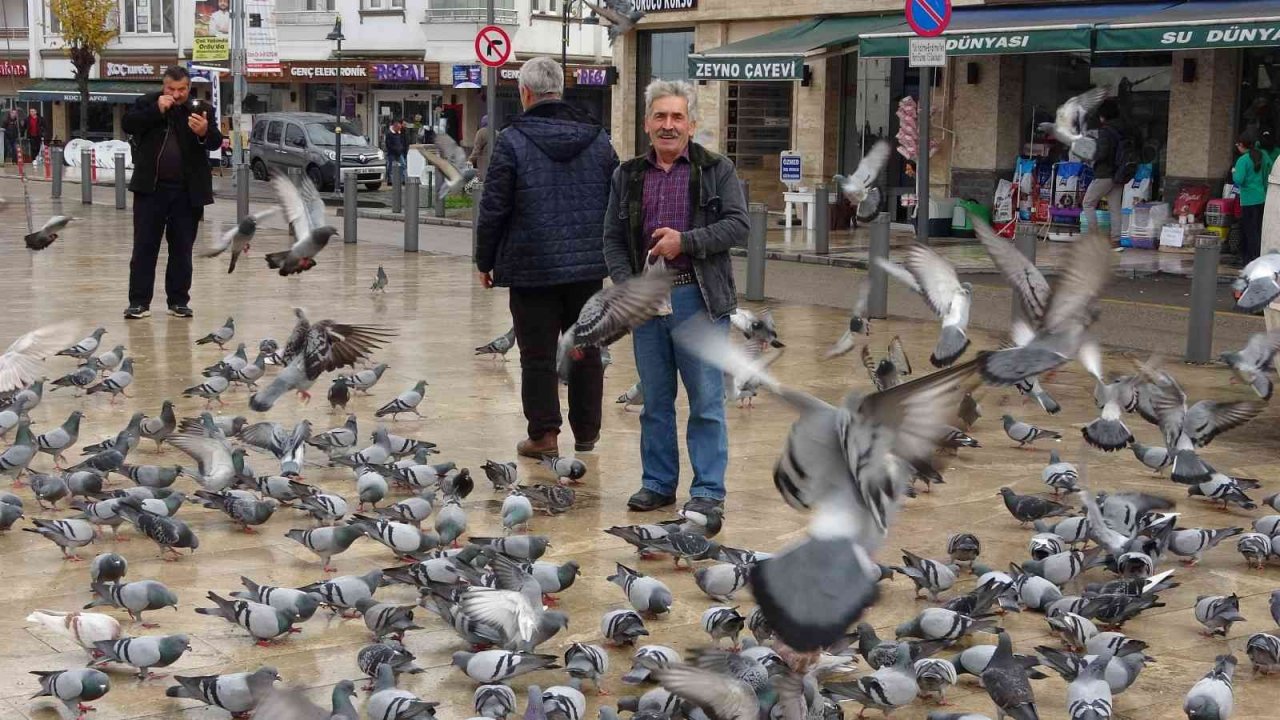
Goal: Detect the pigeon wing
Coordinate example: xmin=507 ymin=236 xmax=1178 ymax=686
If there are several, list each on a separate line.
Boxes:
xmin=0 ymin=322 xmax=76 ymax=393
xmin=270 ymin=173 xmax=316 ymax=244
xmin=650 ymin=665 xmax=758 ymax=720
xmin=902 ymin=245 xmax=963 ymax=318
xmin=975 ymin=219 xmax=1050 ymax=322
xmin=575 ymin=272 xmax=674 ymax=347
xmin=888 ymin=336 xmax=912 ymax=376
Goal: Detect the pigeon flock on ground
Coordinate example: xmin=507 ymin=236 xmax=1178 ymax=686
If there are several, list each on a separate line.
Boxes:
xmin=3 ymin=85 xmax=1280 ymax=720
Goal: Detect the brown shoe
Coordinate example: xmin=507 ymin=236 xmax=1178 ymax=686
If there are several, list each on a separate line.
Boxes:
xmin=517 ymin=432 xmax=559 ymax=459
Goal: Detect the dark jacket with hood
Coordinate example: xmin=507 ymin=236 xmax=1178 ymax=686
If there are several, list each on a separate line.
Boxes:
xmin=475 ymin=99 xmax=619 ymax=287
xmin=123 ymin=91 xmax=223 ymax=206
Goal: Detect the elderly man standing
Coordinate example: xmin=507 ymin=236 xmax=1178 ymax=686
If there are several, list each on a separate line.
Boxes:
xmin=603 ymin=80 xmax=748 ymax=518
xmin=475 ymin=57 xmax=619 ymax=458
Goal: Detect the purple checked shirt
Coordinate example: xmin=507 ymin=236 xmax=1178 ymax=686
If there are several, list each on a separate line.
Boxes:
xmin=642 ymin=145 xmax=694 ymax=273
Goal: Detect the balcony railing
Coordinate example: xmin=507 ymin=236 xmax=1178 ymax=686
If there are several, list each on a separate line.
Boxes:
xmin=276 ymin=10 xmax=338 ymax=25
xmin=424 ymin=7 xmax=518 ymax=24
xmin=0 ymin=27 xmax=28 ymax=39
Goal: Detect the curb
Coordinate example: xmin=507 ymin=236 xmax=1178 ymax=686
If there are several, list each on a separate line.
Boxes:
xmin=338 ymin=207 xmax=473 ymax=229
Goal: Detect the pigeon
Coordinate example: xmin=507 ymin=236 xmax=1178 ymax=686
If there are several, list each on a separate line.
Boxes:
xmin=0 ymin=496 xmax=22 ymax=530
xmin=51 ymin=364 xmax=98 ymax=393
xmin=1042 ymin=87 xmax=1108 ymax=158
xmin=1063 ymin=651 xmax=1114 ymax=720
xmin=541 ymin=455 xmax=586 ymax=485
xmin=1169 ymin=527 xmax=1244 ymax=565
xmin=366 ymin=662 xmax=438 ymax=719
xmin=1246 ymin=633 xmax=1280 ymax=675
xmin=376 ymin=492 xmax=437 ymax=526
xmin=232 ymin=576 xmax=320 ymax=622
xmin=24 ymin=517 xmax=95 ymax=559
xmin=621 ymin=645 xmax=681 ymax=685
xmin=1195 ymin=594 xmax=1246 ymax=636
xmin=265 ymin=172 xmax=337 ymax=274
xmin=354 ymin=597 xmax=422 ymax=641
xmin=999 ymin=487 xmax=1070 ymax=526
xmin=238 ymin=419 xmax=312 ymax=476
xmin=371 ymin=264 xmax=389 ymax=292
xmin=308 ymin=414 xmax=359 ymax=457
xmin=476 ymin=328 xmax=517 ymax=359
xmin=115 ymin=498 xmax=201 ymax=559
xmin=193 ymin=489 xmax=278 ymax=532
xmin=166 ymin=666 xmax=280 ymax=716
xmin=1183 ymin=655 xmax=1235 ymax=720
xmin=0 ymin=323 xmax=75 ymax=393
xmin=259 ymin=338 xmax=284 ymax=365
xmin=29 ymin=473 xmax=70 ymax=510
xmin=299 ymin=570 xmax=383 ymax=614
xmin=360 ymin=640 xmax=426 ymax=687
xmin=92 ymin=633 xmax=191 ymax=679
xmin=166 ymin=431 xmax=243 ymax=493
xmin=701 ymin=606 xmax=745 ymax=648
xmin=349 ymin=514 xmax=437 ymax=557
xmin=470 ymin=535 xmax=551 ymax=562
xmin=1220 ymin=329 xmax=1280 ymax=399
xmin=26 ymin=610 xmax=122 ymax=659
xmin=452 ymin=649 xmax=560 ymax=683
xmin=85 ymin=344 xmax=126 ymax=375
xmin=328 ymin=376 xmax=351 ymax=409
xmin=832 ymin=140 xmax=892 ymax=221
xmin=1003 ymin=415 xmax=1061 ymax=447
xmin=137 ymin=400 xmax=177 ymax=450
xmin=558 ymin=270 xmax=674 ymax=380
xmin=0 ymin=420 xmax=36 ymax=482
xmin=29 ymin=668 xmax=110 ymax=718
xmin=1084 ymin=377 xmax=1136 ymax=452
xmin=203 ymin=209 xmax=277 ymax=272
xmin=33 ymin=410 xmax=83 ymax=467
xmin=339 ymin=362 xmax=390 ymax=393
xmin=877 ymin=246 xmax=972 ymax=367
xmin=24 ymin=213 xmax=76 ymax=250
xmin=250 ymin=308 xmax=395 ymax=409
xmin=895 ymin=608 xmax=993 ymax=643
xmin=1022 ymin=547 xmax=1101 ymax=587
xmin=473 ymin=684 xmax=517 ymax=720
xmin=602 ymin=608 xmax=649 ymax=646
xmin=825 ymin=282 xmax=873 ymax=360
xmin=292 ymin=491 xmax=350 ymax=526
xmin=196 ymin=317 xmax=237 ymax=349
xmin=254 ymin=681 xmax=359 ymax=720
xmin=84 ymin=579 xmax=178 ymax=627
xmin=482 ymin=460 xmax=518 ymax=491
xmin=1047 ymin=612 xmax=1099 ymax=652
xmin=946 ymin=533 xmax=981 ymax=568
xmin=1234 ymin=250 xmax=1280 ymax=311
xmin=58 ymin=328 xmax=107 ymax=359
xmin=1041 ymin=451 xmax=1079 ymax=495
xmin=915 ymin=657 xmax=959 ymax=705
xmin=580 ymin=0 xmax=645 ymax=43
xmin=730 ymin=308 xmax=786 ymax=349
xmin=1148 ymin=374 xmax=1265 ymax=484
xmin=825 ymin=643 xmax=920 ymax=717
xmin=694 ymin=563 xmax=751 ymax=603
xmin=1189 ymin=473 xmax=1260 ymax=510
xmin=284 ymin=524 xmax=364 ymax=572
xmin=861 ymin=337 xmax=912 ymax=391
xmin=981 ymin=629 xmax=1038 ymax=720
xmin=420 ymin=130 xmax=478 ymax=198
xmin=563 ymin=643 xmax=609 ymax=694
xmin=609 ymin=562 xmax=674 ymax=615
xmin=376 ymin=380 xmax=428 ymax=420
xmin=892 ymin=550 xmax=958 ymax=601
xmin=616 ymin=381 xmax=644 ymax=409
xmin=500 ymin=492 xmax=534 ymax=534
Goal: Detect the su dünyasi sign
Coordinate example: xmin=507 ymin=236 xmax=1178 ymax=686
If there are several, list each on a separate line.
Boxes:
xmin=689 ymin=57 xmax=802 ymax=81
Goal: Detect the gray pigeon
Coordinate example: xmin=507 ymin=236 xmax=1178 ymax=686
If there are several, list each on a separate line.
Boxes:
xmin=359 ymin=640 xmax=426 ymax=687
xmin=542 ymin=685 xmax=586 ymax=720
xmin=1130 ymin=442 xmax=1171 ymax=472
xmin=92 ymin=633 xmax=191 ymax=679
xmin=609 ymin=562 xmax=674 ymax=615
xmin=1003 ymin=414 xmax=1061 ymax=447
xmin=115 ymin=498 xmax=201 ymax=559
xmin=1168 ymin=527 xmax=1244 ymax=565
xmin=376 ymin=380 xmax=428 ymax=420
xmin=371 ymin=264 xmax=389 ymax=292
xmin=1183 ymin=655 xmax=1235 ymax=720
xmin=85 ymin=579 xmax=179 ymax=626
xmin=476 ymin=328 xmax=517 ymax=359
xmin=202 ymin=210 xmax=277 ymax=273
xmin=564 ymin=643 xmax=609 ymax=693
xmin=474 ymin=683 xmax=517 ymax=719
xmin=452 ymin=649 xmax=560 ymax=683
xmin=90 ymin=552 xmax=128 ymax=585
xmin=622 ymin=645 xmax=681 ymax=685
xmin=876 ymin=246 xmax=972 ymax=367
xmin=29 ymin=668 xmax=110 ymax=716
xmin=24 ymin=214 xmax=76 ymax=250
xmin=895 ymin=608 xmax=993 ymax=643
xmin=434 ymin=497 xmax=469 ymax=545
xmin=293 ymin=492 xmax=350 ymax=526
xmin=120 ymin=463 xmax=182 ymax=489
xmin=915 ymin=657 xmax=959 ymax=705
xmin=367 ymin=662 xmax=438 ymax=718
xmin=166 ymin=665 xmax=280 ymax=715
xmin=501 ymin=492 xmax=534 ymax=534
xmin=1148 ymin=374 xmax=1264 ymax=484
xmin=541 ymin=455 xmax=587 ymax=485
xmin=825 ymin=643 xmax=919 ymax=716
xmin=0 ymin=421 xmax=36 ymax=482
xmin=1194 ymin=594 xmax=1246 ymax=636
xmin=350 ymin=514 xmax=438 ymax=558
xmin=196 ymin=317 xmax=237 ymax=348
xmin=694 ymin=563 xmax=750 ymax=603
xmin=981 ymin=629 xmax=1039 ymax=720
xmin=57 ymin=327 xmax=106 ymax=359
xmin=265 ymin=173 xmax=337 ymax=275
xmin=339 ymin=362 xmax=390 ymax=393
xmin=1066 ymin=652 xmax=1114 ymax=720
xmin=355 ymin=597 xmax=423 ymax=641
xmin=892 ymin=549 xmax=958 ymax=601
xmin=250 ymin=309 xmax=394 ymax=409
xmin=139 ymin=402 xmax=177 ymax=451
xmin=470 ymin=535 xmax=551 ymax=561
xmin=87 ymin=344 xmax=126 ymax=374
xmin=253 ymin=681 xmax=359 ymax=719
xmin=558 ymin=270 xmax=674 ymax=381
xmin=1246 ymin=633 xmax=1280 ymax=675
xmin=1041 ymin=450 xmax=1079 ymax=495
xmin=616 ymin=381 xmax=644 ymax=409
xmin=51 ymin=364 xmax=98 ymax=393
xmin=483 ymin=460 xmax=519 ymax=490
xmin=601 ymin=608 xmax=649 ymax=646
xmin=193 ymin=489 xmax=278 ymax=531
xmin=233 ymin=575 xmax=320 ymax=622
xmin=29 ymin=473 xmax=70 ymax=510
xmin=999 ymin=487 xmax=1070 ymax=525
xmin=831 ymin=140 xmax=891 ymax=221
xmin=701 ymin=606 xmax=745 ymax=648
xmin=23 ymin=517 xmax=96 ymax=559
xmin=1221 ymin=329 xmax=1280 ymax=399
xmin=299 ymin=569 xmax=383 ymax=614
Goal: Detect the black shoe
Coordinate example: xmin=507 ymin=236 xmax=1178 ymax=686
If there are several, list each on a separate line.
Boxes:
xmin=574 ymin=436 xmax=599 ymax=452
xmin=683 ymin=496 xmax=725 ymax=519
xmin=123 ymin=305 xmax=150 ymax=319
xmin=627 ymin=488 xmax=676 ymax=512
xmin=168 ymin=305 xmax=194 ymax=318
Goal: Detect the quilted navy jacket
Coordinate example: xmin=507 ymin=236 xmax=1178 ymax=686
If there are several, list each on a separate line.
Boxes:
xmin=475 ymin=100 xmax=619 ymax=287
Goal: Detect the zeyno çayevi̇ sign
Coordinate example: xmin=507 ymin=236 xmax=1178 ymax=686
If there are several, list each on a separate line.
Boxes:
xmin=688 ymin=57 xmax=802 ymax=81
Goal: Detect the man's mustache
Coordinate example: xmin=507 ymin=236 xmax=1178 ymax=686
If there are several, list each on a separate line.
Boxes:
xmin=655 ymin=131 xmax=680 ymax=138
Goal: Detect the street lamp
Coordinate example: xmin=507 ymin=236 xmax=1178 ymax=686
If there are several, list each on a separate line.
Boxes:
xmin=562 ymin=1 xmax=600 ymax=72
xmin=326 ymin=16 xmax=346 ymax=192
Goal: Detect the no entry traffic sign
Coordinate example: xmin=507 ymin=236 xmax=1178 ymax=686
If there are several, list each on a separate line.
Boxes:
xmin=905 ymin=0 xmax=951 ymax=38
xmin=475 ymin=25 xmax=513 ymax=68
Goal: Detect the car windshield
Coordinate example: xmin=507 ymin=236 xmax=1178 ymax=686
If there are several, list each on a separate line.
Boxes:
xmin=305 ymin=122 xmax=371 ymax=147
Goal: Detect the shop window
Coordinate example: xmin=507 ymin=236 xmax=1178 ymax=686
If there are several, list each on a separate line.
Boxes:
xmin=67 ymin=101 xmax=114 ymax=141
xmin=125 ymin=0 xmax=175 ymax=35
xmin=635 ymin=28 xmax=693 ymax=151
xmin=1240 ymin=47 xmax=1280 ymax=141
xmin=724 ymin=82 xmax=792 ymax=171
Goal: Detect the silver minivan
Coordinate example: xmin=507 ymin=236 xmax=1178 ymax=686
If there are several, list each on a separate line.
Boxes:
xmin=249 ymin=112 xmax=385 ymax=191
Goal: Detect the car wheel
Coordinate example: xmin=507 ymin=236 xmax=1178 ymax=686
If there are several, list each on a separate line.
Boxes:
xmin=250 ymin=158 xmax=268 ymax=181
xmin=305 ymin=164 xmax=327 ymax=191
xmin=363 ymin=182 xmax=382 ymax=192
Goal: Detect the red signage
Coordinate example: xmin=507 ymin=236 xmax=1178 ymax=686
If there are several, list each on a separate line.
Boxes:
xmin=0 ymin=60 xmax=28 ymax=77
xmin=475 ymin=25 xmax=512 ymax=68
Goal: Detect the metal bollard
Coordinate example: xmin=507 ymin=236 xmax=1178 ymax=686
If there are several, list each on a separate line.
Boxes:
xmin=114 ymin=152 xmax=126 ymax=209
xmin=740 ymin=178 xmax=751 ymax=207
xmin=1012 ymin=222 xmax=1038 ymax=325
xmin=51 ymin=146 xmax=63 ymax=198
xmin=391 ymin=161 xmax=402 ymax=214
xmin=812 ymin=183 xmax=829 ymax=254
xmin=343 ymin=170 xmax=358 ymax=244
xmin=80 ymin=148 xmax=92 ymax=204
xmin=471 ymin=184 xmax=482 ymax=257
xmin=424 ymin=169 xmax=434 ymax=211
xmin=287 ymin=166 xmax=301 ymax=183
xmin=1185 ymin=234 xmax=1221 ymax=363
xmin=434 ymin=169 xmax=446 ymax=218
xmin=746 ymin=202 xmax=768 ymax=302
xmin=236 ymin=166 xmax=249 ymax=222
xmin=404 ymin=176 xmax=420 ymax=253
xmin=867 ymin=212 xmax=891 ymax=318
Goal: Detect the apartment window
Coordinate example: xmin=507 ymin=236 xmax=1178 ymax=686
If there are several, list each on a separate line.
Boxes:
xmin=362 ymin=0 xmax=405 ymax=9
xmin=533 ymin=0 xmax=558 ymax=13
xmin=44 ymin=3 xmax=61 ymax=34
xmin=125 ymin=0 xmax=174 ymax=34
xmin=278 ymin=0 xmax=336 ymax=11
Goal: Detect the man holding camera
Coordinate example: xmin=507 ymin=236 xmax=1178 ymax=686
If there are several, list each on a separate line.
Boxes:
xmin=123 ymin=65 xmax=222 ymax=320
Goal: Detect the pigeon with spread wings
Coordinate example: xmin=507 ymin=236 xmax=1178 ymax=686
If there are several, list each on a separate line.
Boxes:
xmin=0 ymin=322 xmax=75 ymax=394
xmin=417 ymin=133 xmax=477 ymax=200
xmin=833 ymin=140 xmax=892 ymax=222
xmin=556 ymin=269 xmax=674 ymax=382
xmin=1039 ymin=87 xmax=1108 ymax=161
xmin=249 ymin=308 xmax=395 ymax=411
xmin=264 ymin=173 xmax=337 ymax=276
xmin=876 ymin=245 xmax=972 ymax=368
xmin=201 ymin=208 xmax=278 ymax=273
xmin=581 ymin=0 xmax=646 ymax=43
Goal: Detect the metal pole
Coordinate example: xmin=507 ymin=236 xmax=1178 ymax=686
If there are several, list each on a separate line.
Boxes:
xmin=562 ymin=0 xmax=569 ymax=69
xmin=343 ymin=169 xmax=358 ymax=244
xmin=391 ymin=160 xmax=402 ymax=214
xmin=80 ymin=148 xmax=92 ymax=204
xmin=425 ymin=167 xmax=434 ymax=211
xmin=404 ymin=176 xmax=420 ymax=253
xmin=746 ymin=202 xmax=767 ymax=301
xmin=434 ymin=169 xmax=446 ymax=218
xmin=812 ymin=183 xmax=829 ymax=254
xmin=1012 ymin=222 xmax=1037 ymax=325
xmin=232 ymin=0 xmax=248 ymax=221
xmin=917 ymin=66 xmax=932 ymax=245
xmin=114 ymin=152 xmax=125 ymax=209
xmin=1185 ymin=234 xmax=1220 ymax=363
xmin=484 ymin=0 xmax=497 ymax=176
xmin=334 ymin=35 xmax=343 ymax=193
xmin=867 ymin=212 xmax=890 ymax=318
xmin=471 ymin=183 xmax=482 ymax=256
xmin=51 ymin=146 xmax=63 ymax=198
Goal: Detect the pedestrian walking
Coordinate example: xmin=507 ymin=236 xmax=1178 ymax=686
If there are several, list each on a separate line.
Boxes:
xmin=468 ymin=115 xmax=491 ymax=179
xmin=1235 ymin=131 xmax=1270 ymax=265
xmin=1081 ymin=99 xmax=1132 ymax=244
xmin=384 ymin=119 xmax=407 ymax=183
xmin=122 ymin=65 xmax=223 ymax=320
xmin=24 ymin=107 xmax=43 ymax=163
xmin=602 ymin=79 xmax=749 ymax=518
xmin=2 ymin=109 xmax=19 ymax=164
xmin=475 ymin=57 xmax=619 ymax=459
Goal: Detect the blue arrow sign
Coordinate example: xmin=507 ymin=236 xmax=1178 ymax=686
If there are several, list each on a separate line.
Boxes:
xmin=905 ymin=0 xmax=952 ymax=38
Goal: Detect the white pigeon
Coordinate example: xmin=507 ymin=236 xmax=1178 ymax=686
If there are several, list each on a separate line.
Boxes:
xmin=1041 ymin=87 xmax=1108 ymax=159
xmin=877 ymin=245 xmax=972 ymax=368
xmin=265 ymin=173 xmax=337 ymax=276
xmin=26 ymin=610 xmax=122 ymax=658
xmin=0 ymin=322 xmax=74 ymax=392
xmin=832 ymin=140 xmax=892 ymax=221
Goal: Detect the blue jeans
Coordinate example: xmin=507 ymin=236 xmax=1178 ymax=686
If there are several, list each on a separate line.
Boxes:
xmin=632 ymin=284 xmax=729 ymax=500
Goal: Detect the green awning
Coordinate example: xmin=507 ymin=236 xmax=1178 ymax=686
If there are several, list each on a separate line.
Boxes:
xmin=19 ymin=79 xmax=149 ymax=104
xmin=1096 ymin=1 xmax=1280 ymax=52
xmin=688 ymin=14 xmax=902 ymax=82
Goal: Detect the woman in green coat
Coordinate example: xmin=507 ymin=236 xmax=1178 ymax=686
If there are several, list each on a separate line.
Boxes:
xmin=1235 ymin=132 xmax=1269 ymax=264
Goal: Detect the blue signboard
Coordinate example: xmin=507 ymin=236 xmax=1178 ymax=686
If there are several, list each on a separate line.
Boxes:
xmin=780 ymin=152 xmax=802 ymax=184
xmin=453 ymin=64 xmax=482 ymax=89
xmin=905 ymin=0 xmax=951 ymax=38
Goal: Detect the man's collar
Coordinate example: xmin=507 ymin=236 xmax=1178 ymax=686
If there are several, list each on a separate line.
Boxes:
xmin=646 ymin=143 xmax=690 ymax=169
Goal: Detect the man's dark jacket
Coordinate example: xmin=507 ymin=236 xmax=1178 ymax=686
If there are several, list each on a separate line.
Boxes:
xmin=385 ymin=128 xmax=408 ymax=158
xmin=123 ymin=91 xmax=223 ymax=206
xmin=475 ymin=99 xmax=619 ymax=287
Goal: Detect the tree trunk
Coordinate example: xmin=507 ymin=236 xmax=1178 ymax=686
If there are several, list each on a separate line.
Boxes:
xmin=70 ymin=46 xmax=95 ymax=140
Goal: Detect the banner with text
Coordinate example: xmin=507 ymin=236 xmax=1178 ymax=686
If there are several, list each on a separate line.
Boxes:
xmin=245 ymin=0 xmax=282 ymax=74
xmin=1097 ymin=22 xmax=1280 ymax=52
xmin=193 ymin=0 xmax=230 ymax=61
xmin=688 ymin=56 xmax=803 ymax=82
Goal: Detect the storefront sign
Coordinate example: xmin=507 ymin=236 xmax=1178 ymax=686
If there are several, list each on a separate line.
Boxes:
xmin=634 ymin=0 xmax=696 ymax=10
xmin=909 ymin=37 xmax=946 ymax=67
xmin=499 ymin=67 xmax=521 ymax=81
xmin=780 ymin=152 xmax=802 ymax=184
xmin=245 ymin=0 xmax=282 ymax=74
xmin=574 ymin=67 xmax=610 ymax=86
xmin=287 ymin=63 xmax=371 ymax=81
xmin=688 ymin=56 xmax=803 ymax=81
xmin=0 ymin=60 xmax=29 ymax=77
xmin=101 ymin=59 xmax=177 ymax=79
xmin=453 ymin=65 xmax=483 ymax=89
xmin=193 ymin=0 xmax=231 ymax=61
xmin=373 ymin=63 xmax=429 ymax=82
xmin=860 ymin=27 xmax=1092 ymax=57
xmin=1096 ymin=22 xmax=1280 ymax=52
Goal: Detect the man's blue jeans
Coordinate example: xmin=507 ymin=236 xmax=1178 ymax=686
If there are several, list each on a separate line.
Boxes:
xmin=632 ymin=283 xmax=729 ymax=500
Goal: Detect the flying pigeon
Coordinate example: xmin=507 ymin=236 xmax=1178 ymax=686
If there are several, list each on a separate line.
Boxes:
xmin=1234 ymin=250 xmax=1280 ymax=312
xmin=24 ymin=214 xmax=76 ymax=250
xmin=265 ymin=172 xmax=337 ymax=275
xmin=581 ymin=0 xmax=646 ymax=43
xmin=250 ymin=308 xmax=394 ymax=410
xmin=558 ymin=269 xmax=674 ymax=381
xmin=202 ymin=209 xmax=277 ymax=272
xmin=832 ymin=140 xmax=892 ymax=220
xmin=876 ymin=246 xmax=971 ymax=367
xmin=1220 ymin=328 xmax=1280 ymax=399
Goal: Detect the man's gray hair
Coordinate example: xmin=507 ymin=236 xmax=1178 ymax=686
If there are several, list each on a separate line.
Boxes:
xmin=518 ymin=57 xmax=564 ymax=98
xmin=644 ymin=79 xmax=698 ymax=123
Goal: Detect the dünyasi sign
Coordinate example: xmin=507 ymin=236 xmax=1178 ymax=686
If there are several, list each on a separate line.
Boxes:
xmin=688 ymin=57 xmax=803 ymax=81
xmin=1097 ymin=22 xmax=1280 ymax=51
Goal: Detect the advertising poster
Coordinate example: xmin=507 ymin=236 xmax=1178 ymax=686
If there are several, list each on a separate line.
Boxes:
xmin=194 ymin=0 xmax=231 ymax=61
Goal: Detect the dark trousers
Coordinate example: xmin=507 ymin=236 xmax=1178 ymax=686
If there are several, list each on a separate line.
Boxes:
xmin=509 ymin=280 xmax=604 ymax=442
xmin=129 ymin=184 xmax=202 ymax=308
xmin=26 ymin=136 xmax=40 ymax=161
xmin=3 ymin=136 xmax=15 ymax=163
xmin=1241 ymin=203 xmax=1264 ymax=265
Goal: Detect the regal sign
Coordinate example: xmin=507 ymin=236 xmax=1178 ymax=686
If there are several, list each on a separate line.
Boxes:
xmin=372 ymin=63 xmax=429 ymax=82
